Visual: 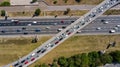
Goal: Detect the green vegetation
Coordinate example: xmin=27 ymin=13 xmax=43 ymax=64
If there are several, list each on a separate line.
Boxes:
xmin=53 ymin=0 xmax=58 ymax=4
xmin=104 ymin=10 xmax=120 ymax=15
xmin=63 ymin=0 xmax=68 ymax=3
xmin=75 ymin=0 xmax=81 ymax=3
xmin=0 ymin=1 xmax=10 ymax=6
xmin=31 ymin=0 xmax=37 ymax=3
xmin=0 ymin=10 xmax=6 ymax=16
xmin=34 ymin=51 xmax=120 ymax=67
xmin=34 ymin=8 xmax=41 ymax=16
xmin=64 ymin=8 xmax=71 ymax=15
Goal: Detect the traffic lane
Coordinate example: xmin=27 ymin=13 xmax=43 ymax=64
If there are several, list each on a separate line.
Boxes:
xmin=0 ymin=19 xmax=119 ymax=27
xmin=0 ymin=21 xmax=71 ymax=26
xmin=1 ymin=16 xmax=120 ymax=21
xmin=1 ymin=16 xmax=120 ymax=24
xmin=0 ymin=17 xmax=120 ymax=26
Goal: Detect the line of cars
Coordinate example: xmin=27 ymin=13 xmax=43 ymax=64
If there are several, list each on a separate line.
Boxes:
xmin=8 ymin=0 xmax=120 ymax=67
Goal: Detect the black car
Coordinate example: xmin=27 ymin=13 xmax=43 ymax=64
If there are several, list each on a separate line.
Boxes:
xmin=21 ymin=60 xmax=25 ymax=63
xmin=14 ymin=63 xmax=19 ymax=66
xmin=23 ymin=32 xmax=28 ymax=35
xmin=37 ymin=50 xmax=41 ymax=53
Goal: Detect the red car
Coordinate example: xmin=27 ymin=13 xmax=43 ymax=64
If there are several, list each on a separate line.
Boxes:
xmin=31 ymin=58 xmax=35 ymax=61
xmin=24 ymin=61 xmax=28 ymax=64
xmin=55 ymin=41 xmax=59 ymax=44
xmin=68 ymin=32 xmax=72 ymax=35
xmin=61 ymin=20 xmax=64 ymax=23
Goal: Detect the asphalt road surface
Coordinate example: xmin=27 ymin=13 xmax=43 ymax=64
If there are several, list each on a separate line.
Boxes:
xmin=0 ymin=16 xmax=120 ymax=35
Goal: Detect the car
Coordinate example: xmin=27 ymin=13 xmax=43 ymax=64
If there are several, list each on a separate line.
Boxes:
xmin=16 ymin=29 xmax=21 ymax=32
xmin=54 ymin=23 xmax=57 ymax=26
xmin=68 ymin=32 xmax=72 ymax=35
xmin=1 ymin=30 xmax=5 ymax=33
xmin=11 ymin=19 xmax=19 ymax=24
xmin=18 ymin=65 xmax=22 ymax=67
xmin=76 ymin=31 xmax=81 ymax=33
xmin=35 ymin=29 xmax=41 ymax=32
xmin=116 ymin=25 xmax=120 ymax=27
xmin=24 ymin=61 xmax=28 ymax=64
xmin=41 ymin=49 xmax=46 ymax=53
xmin=96 ymin=27 xmax=101 ymax=30
xmin=81 ymin=23 xmax=85 ymax=25
xmin=55 ymin=41 xmax=59 ymax=44
xmin=31 ymin=53 xmax=36 ymax=56
xmin=62 ymin=26 xmax=66 ymax=29
xmin=37 ymin=50 xmax=41 ymax=53
xmin=104 ymin=21 xmax=109 ymax=24
xmin=61 ymin=20 xmax=64 ymax=23
xmin=109 ymin=30 xmax=116 ymax=33
xmin=27 ymin=24 xmax=32 ymax=26
xmin=22 ymin=27 xmax=26 ymax=30
xmin=14 ymin=63 xmax=19 ymax=66
xmin=31 ymin=58 xmax=35 ymax=61
xmin=59 ymin=38 xmax=63 ymax=41
xmin=33 ymin=21 xmax=37 ymax=23
xmin=21 ymin=60 xmax=25 ymax=63
xmin=23 ymin=32 xmax=28 ymax=35
xmin=46 ymin=26 xmax=50 ymax=29
xmin=71 ymin=21 xmax=74 ymax=23
xmin=57 ymin=28 xmax=63 ymax=32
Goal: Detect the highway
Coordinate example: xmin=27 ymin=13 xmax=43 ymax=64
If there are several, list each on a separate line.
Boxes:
xmin=0 ymin=16 xmax=120 ymax=35
xmin=3 ymin=0 xmax=120 ymax=67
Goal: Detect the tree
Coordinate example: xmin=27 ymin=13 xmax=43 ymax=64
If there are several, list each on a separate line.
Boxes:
xmin=75 ymin=0 xmax=81 ymax=3
xmin=35 ymin=64 xmax=40 ymax=67
xmin=53 ymin=0 xmax=57 ymax=4
xmin=72 ymin=54 xmax=81 ymax=66
xmin=58 ymin=56 xmax=68 ymax=67
xmin=51 ymin=62 xmax=58 ymax=67
xmin=34 ymin=8 xmax=41 ymax=16
xmin=31 ymin=0 xmax=37 ymax=3
xmin=88 ymin=51 xmax=100 ymax=67
xmin=110 ymin=50 xmax=120 ymax=63
xmin=0 ymin=1 xmax=10 ymax=6
xmin=63 ymin=0 xmax=68 ymax=3
xmin=64 ymin=8 xmax=71 ymax=15
xmin=40 ymin=63 xmax=48 ymax=67
xmin=1 ymin=10 xmax=6 ymax=16
xmin=80 ymin=53 xmax=89 ymax=67
xmin=100 ymin=54 xmax=113 ymax=65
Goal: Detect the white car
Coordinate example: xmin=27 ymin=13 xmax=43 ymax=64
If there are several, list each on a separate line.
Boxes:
xmin=28 ymin=24 xmax=32 ymax=26
xmin=116 ymin=25 xmax=120 ymax=27
xmin=57 ymin=28 xmax=63 ymax=32
xmin=46 ymin=26 xmax=50 ymax=29
xmin=104 ymin=21 xmax=109 ymax=24
xmin=96 ymin=27 xmax=101 ymax=30
xmin=109 ymin=30 xmax=116 ymax=33
xmin=31 ymin=53 xmax=36 ymax=56
xmin=33 ymin=21 xmax=37 ymax=23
